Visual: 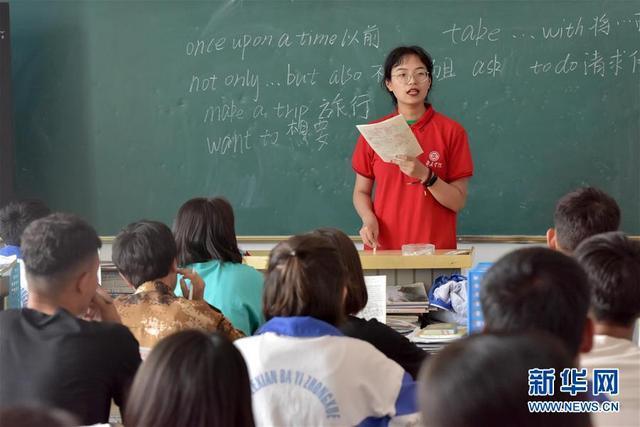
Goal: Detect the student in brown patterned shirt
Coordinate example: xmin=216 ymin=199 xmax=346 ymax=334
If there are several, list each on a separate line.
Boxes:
xmin=112 ymin=220 xmax=243 ymax=351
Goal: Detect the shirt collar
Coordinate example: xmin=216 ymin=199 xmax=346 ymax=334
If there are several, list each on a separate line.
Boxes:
xmin=135 ymin=281 xmax=174 ymax=295
xmin=257 ymin=316 xmax=343 ymax=338
xmin=392 ymin=103 xmax=435 ymax=130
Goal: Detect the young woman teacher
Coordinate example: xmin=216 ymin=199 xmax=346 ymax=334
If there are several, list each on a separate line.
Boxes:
xmin=352 ymin=46 xmax=473 ymax=250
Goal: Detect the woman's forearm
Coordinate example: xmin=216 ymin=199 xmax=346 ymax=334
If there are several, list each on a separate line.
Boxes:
xmin=428 ymin=177 xmax=469 ymax=213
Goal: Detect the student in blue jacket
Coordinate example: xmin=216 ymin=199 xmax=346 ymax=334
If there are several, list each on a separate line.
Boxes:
xmin=234 ymin=234 xmax=419 ymax=427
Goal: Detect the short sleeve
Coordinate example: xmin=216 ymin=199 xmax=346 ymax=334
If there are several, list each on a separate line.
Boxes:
xmin=352 ymin=135 xmax=375 ymax=179
xmin=446 ymin=126 xmax=474 ymax=182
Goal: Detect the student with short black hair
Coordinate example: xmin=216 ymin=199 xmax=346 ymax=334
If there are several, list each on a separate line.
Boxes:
xmin=0 ymin=199 xmax=50 ymax=257
xmin=419 ymin=333 xmax=592 ymax=427
xmin=125 ymin=330 xmax=255 ymax=427
xmin=546 ymin=187 xmax=620 ymax=254
xmin=112 ymin=220 xmax=243 ymax=350
xmin=234 ymin=234 xmax=419 ymax=426
xmin=313 ymin=227 xmax=426 ymax=379
xmin=173 ymin=197 xmax=264 ymax=335
xmin=576 ymin=232 xmax=640 ymax=426
xmin=0 ymin=213 xmax=141 ymax=425
xmin=481 ymin=247 xmax=593 ymax=358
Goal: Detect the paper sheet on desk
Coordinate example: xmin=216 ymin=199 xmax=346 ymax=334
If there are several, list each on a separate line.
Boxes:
xmin=356 ymin=275 xmax=386 ymax=324
xmin=356 ymin=115 xmax=423 ymax=162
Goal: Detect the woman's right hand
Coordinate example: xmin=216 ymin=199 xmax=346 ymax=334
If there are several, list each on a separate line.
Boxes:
xmin=359 ymin=215 xmax=379 ymax=249
xmin=177 ymin=268 xmax=206 ymax=301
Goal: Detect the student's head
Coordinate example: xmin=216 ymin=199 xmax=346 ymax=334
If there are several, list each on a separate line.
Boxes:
xmin=481 ymin=247 xmax=592 ymax=357
xmin=383 ymin=45 xmax=434 ymax=105
xmin=419 ymin=333 xmax=591 ymax=427
xmin=263 ymin=234 xmax=346 ymax=326
xmin=20 ymin=213 xmax=101 ymax=314
xmin=0 ymin=199 xmax=50 ymax=246
xmin=173 ymin=197 xmax=242 ymax=266
xmin=125 ymin=330 xmax=255 ymax=427
xmin=112 ymin=220 xmax=177 ymax=289
xmin=547 ymin=187 xmax=620 ymax=253
xmin=312 ymin=227 xmax=367 ymax=315
xmin=575 ymin=232 xmax=640 ymax=329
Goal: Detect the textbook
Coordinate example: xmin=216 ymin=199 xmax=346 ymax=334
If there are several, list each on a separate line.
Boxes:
xmin=387 ymin=282 xmax=429 ymax=314
xmin=356 ymin=115 xmax=423 ymax=162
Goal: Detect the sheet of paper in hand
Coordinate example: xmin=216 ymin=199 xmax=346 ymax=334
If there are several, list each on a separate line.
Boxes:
xmin=356 ymin=114 xmax=423 ymax=162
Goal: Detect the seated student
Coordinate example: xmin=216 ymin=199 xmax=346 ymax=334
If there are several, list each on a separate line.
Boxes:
xmin=419 ymin=333 xmax=592 ymax=427
xmin=0 ymin=199 xmax=50 ymax=257
xmin=313 ymin=227 xmax=426 ymax=379
xmin=173 ymin=197 xmax=264 ymax=335
xmin=0 ymin=213 xmax=141 ymax=425
xmin=576 ymin=232 xmax=640 ymax=427
xmin=234 ymin=234 xmax=419 ymax=426
xmin=125 ymin=330 xmax=255 ymax=427
xmin=546 ymin=187 xmax=620 ymax=254
xmin=112 ymin=220 xmax=244 ymax=350
xmin=0 ymin=199 xmax=51 ymax=306
xmin=480 ymin=247 xmax=608 ymax=403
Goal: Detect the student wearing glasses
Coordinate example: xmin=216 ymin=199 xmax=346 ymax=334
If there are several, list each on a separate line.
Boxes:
xmin=352 ymin=46 xmax=473 ymax=250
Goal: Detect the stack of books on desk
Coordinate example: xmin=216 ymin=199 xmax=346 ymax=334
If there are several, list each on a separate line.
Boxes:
xmin=386 ymin=315 xmax=421 ymax=334
xmin=408 ymin=322 xmax=467 ymax=354
xmin=386 ymin=282 xmax=430 ymax=314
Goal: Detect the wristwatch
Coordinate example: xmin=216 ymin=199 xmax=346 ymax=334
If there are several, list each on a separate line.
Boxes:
xmin=423 ymin=171 xmax=438 ymax=188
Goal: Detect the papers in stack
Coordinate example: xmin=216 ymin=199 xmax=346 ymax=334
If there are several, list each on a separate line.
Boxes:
xmin=386 ymin=282 xmax=430 ymax=314
xmin=386 ymin=315 xmax=420 ymax=334
xmin=408 ymin=322 xmax=467 ymax=354
xmin=356 ymin=276 xmax=387 ymax=324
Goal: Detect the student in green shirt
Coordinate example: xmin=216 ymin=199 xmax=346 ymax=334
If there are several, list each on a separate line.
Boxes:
xmin=173 ymin=197 xmax=264 ymax=335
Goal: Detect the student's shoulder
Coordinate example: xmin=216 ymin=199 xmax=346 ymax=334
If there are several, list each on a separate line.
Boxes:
xmin=0 ymin=309 xmax=23 ymax=330
xmin=341 ymin=316 xmax=396 ymax=340
xmin=80 ymin=318 xmax=138 ymax=346
xmin=224 ymin=262 xmax=263 ymax=281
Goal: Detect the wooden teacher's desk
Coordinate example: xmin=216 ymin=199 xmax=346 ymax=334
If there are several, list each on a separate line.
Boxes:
xmin=244 ymin=249 xmax=474 ymax=289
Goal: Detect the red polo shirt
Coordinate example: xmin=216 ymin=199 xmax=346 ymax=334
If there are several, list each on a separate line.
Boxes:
xmin=352 ymin=105 xmax=473 ymax=250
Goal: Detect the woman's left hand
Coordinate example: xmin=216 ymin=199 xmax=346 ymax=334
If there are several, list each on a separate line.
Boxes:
xmin=392 ymin=155 xmax=430 ymax=181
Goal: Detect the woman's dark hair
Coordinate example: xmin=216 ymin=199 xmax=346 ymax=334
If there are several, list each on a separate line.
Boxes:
xmin=382 ymin=45 xmax=434 ymax=105
xmin=125 ymin=330 xmax=255 ymax=427
xmin=312 ymin=228 xmax=367 ymax=314
xmin=173 ymin=197 xmax=243 ymax=265
xmin=263 ymin=234 xmax=346 ymax=326
xmin=419 ymin=333 xmax=591 ymax=427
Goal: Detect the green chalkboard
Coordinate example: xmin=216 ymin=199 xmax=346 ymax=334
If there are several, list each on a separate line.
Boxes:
xmin=9 ymin=0 xmax=640 ymax=236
